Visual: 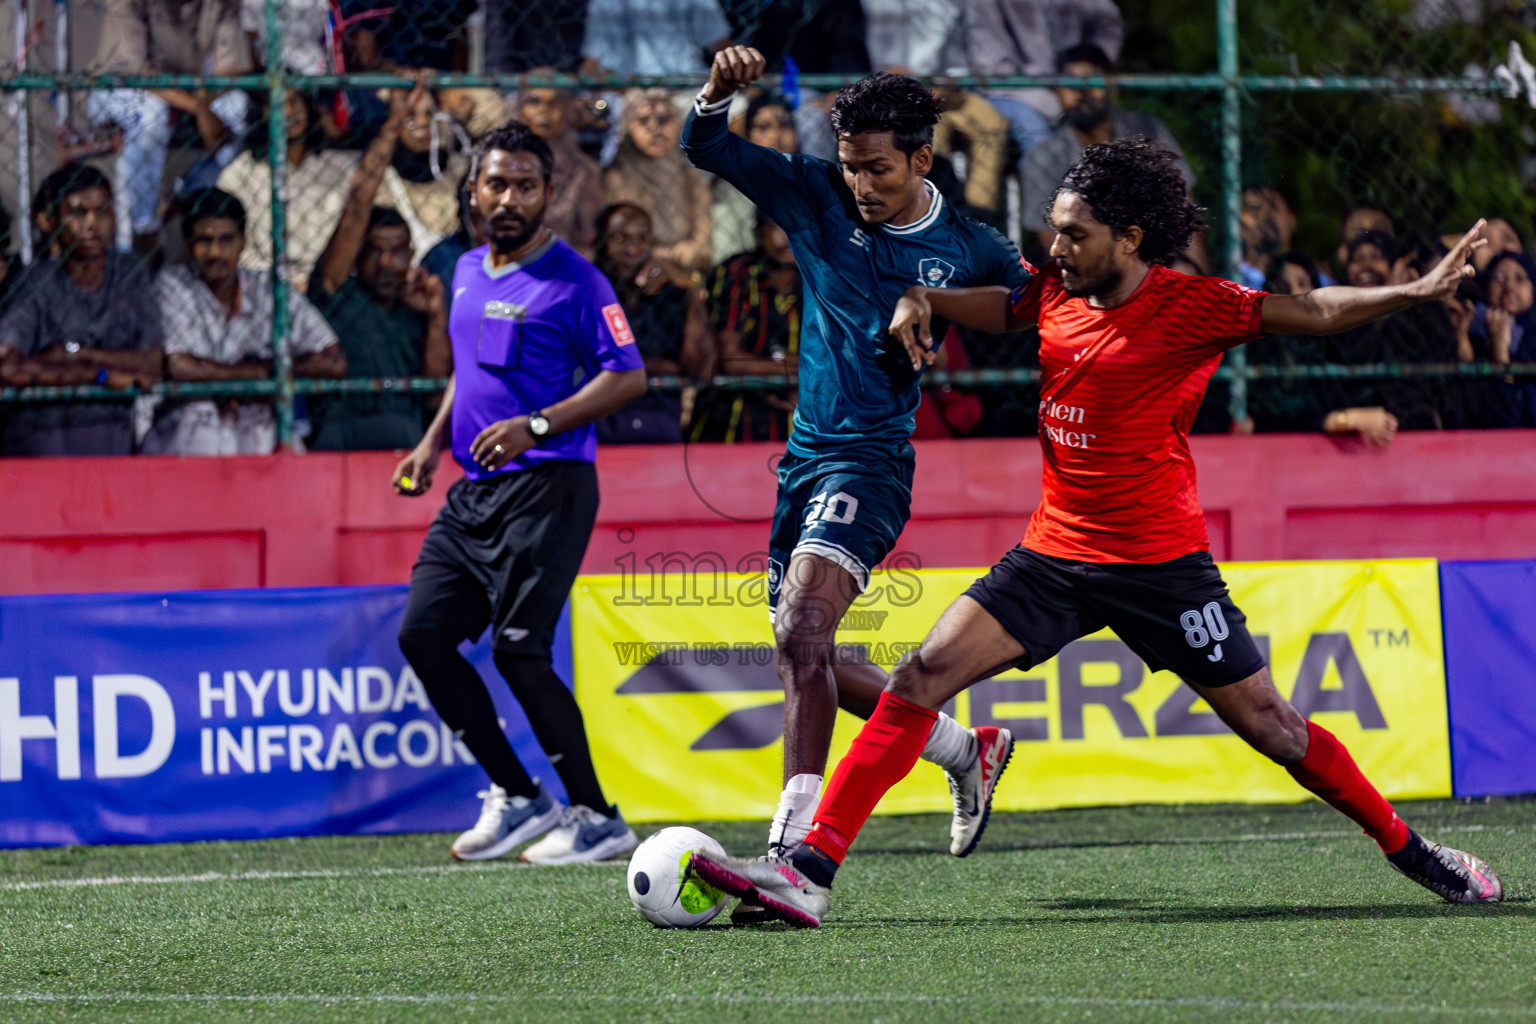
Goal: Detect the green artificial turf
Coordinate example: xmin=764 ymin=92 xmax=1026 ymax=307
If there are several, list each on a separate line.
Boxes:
xmin=1 ymin=799 xmax=1531 ymax=1023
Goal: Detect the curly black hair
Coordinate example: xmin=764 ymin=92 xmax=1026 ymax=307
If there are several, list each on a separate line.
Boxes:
xmin=1052 ymin=136 xmax=1205 ymax=265
xmin=471 ymin=118 xmax=555 ymax=184
xmin=829 ymin=73 xmax=942 ymax=157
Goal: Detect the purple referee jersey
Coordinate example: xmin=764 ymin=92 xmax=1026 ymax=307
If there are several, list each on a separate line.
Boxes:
xmin=447 ymin=238 xmax=644 ymax=480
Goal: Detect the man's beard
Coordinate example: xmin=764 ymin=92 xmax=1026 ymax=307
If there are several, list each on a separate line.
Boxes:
xmin=486 ymin=209 xmax=546 ymax=253
xmin=1062 ymin=265 xmax=1119 ymax=299
xmin=1062 ymin=98 xmax=1111 ymax=132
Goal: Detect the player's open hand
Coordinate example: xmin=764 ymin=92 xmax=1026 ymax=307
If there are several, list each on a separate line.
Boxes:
xmin=1416 ymin=219 xmax=1487 ymax=301
xmin=469 ymin=416 xmax=534 ymax=472
xmin=392 ymin=443 xmax=441 ymax=496
xmin=889 ymin=287 xmax=938 ymax=371
xmin=703 ymin=46 xmax=766 ymax=104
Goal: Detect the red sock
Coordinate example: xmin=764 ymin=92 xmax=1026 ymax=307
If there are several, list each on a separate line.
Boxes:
xmin=803 ymin=691 xmax=938 ymax=864
xmin=1286 ymin=721 xmax=1409 ymax=853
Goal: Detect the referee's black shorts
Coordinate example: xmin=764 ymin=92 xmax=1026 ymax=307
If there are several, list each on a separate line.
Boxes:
xmin=402 ymin=460 xmax=598 ymax=657
xmin=965 ymin=546 xmax=1266 ymax=688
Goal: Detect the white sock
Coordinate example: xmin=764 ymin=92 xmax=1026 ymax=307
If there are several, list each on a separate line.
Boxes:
xmin=767 ymin=773 xmax=822 ymax=852
xmin=921 ymin=712 xmax=977 ymax=774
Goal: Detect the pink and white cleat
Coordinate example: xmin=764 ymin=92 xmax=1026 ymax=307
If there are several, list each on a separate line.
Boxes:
xmin=1387 ymin=828 xmax=1504 ymax=903
xmin=689 ymin=850 xmax=829 ymax=928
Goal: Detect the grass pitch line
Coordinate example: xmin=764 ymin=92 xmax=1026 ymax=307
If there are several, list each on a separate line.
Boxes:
xmin=0 ymin=822 xmax=1511 ymax=894
xmin=2 ymin=991 xmax=1534 ymax=1017
xmin=0 ymin=859 xmax=613 ymax=893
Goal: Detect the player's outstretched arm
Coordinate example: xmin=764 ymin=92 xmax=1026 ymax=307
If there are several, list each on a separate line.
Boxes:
xmin=1261 ymin=220 xmax=1487 ymax=337
xmin=681 ymin=47 xmax=823 ymax=224
xmin=700 ymin=45 xmax=767 ymax=105
xmin=889 ymin=286 xmax=1024 ymax=370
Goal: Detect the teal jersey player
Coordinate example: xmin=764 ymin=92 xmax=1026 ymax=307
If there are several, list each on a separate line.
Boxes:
xmin=682 ymin=94 xmax=1030 ymax=461
xmin=679 ymin=50 xmax=1028 ymax=882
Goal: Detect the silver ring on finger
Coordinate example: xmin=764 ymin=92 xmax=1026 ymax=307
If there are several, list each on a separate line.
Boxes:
xmin=493 ymin=444 xmax=505 ymax=455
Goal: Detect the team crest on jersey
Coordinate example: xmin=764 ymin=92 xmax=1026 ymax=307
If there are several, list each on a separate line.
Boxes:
xmin=918 ymin=257 xmax=956 ymax=288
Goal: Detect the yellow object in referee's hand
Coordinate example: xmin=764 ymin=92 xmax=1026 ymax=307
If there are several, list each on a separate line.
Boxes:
xmin=400 ymin=476 xmax=414 ymax=491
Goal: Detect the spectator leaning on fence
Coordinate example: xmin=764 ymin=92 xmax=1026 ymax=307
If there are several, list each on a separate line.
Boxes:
xmin=1239 ymin=186 xmax=1299 ymax=290
xmin=702 ymin=211 xmax=802 ymax=442
xmin=306 ymin=92 xmax=452 ymax=451
xmin=1336 ymin=203 xmax=1393 ymax=270
xmin=1021 ymin=44 xmax=1193 ymax=253
xmin=966 ymin=0 xmax=1126 ymax=165
xmin=1330 ymin=231 xmax=1467 ymax=432
xmin=594 ymin=203 xmax=715 ymax=444
xmin=1468 ymin=251 xmax=1536 ymax=425
xmin=0 ymin=164 xmax=163 ymax=456
xmin=217 ymin=89 xmax=358 ymax=291
xmin=712 ymin=92 xmax=799 ymax=265
xmin=144 ymin=189 xmax=346 ymax=456
xmin=82 ymin=0 xmax=255 ymax=252
xmin=373 ymin=84 xmax=473 ymax=260
xmin=1452 ymin=216 xmax=1525 ymax=275
xmin=517 ymin=81 xmax=605 ymax=257
xmin=1268 ymin=252 xmax=1323 ymax=297
xmin=604 ymin=90 xmax=715 ymax=275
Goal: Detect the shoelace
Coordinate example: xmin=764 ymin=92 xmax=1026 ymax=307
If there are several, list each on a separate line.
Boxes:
xmin=1426 ymin=845 xmax=1473 ymax=888
xmin=472 ymin=788 xmax=510 ymax=831
xmin=562 ymin=805 xmax=608 ymax=831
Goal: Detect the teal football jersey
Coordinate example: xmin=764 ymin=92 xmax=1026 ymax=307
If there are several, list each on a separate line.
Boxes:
xmin=683 ymin=94 xmax=1032 ymax=459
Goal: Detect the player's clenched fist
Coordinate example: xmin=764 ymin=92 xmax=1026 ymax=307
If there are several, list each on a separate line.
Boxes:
xmin=702 ymin=46 xmax=767 ymax=104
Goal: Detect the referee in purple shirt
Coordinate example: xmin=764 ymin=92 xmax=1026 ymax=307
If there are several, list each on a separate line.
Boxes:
xmin=393 ymin=121 xmax=647 ymax=865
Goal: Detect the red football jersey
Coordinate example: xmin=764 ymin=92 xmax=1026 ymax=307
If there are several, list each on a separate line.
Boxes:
xmin=1010 ymin=263 xmax=1266 ymax=562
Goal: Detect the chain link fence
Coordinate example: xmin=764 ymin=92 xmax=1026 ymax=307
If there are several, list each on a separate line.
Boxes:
xmin=0 ymin=0 xmax=1532 ymax=453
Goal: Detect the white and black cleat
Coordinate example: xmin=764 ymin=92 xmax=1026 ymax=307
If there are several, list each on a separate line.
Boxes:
xmin=947 ymin=726 xmax=1014 ymax=857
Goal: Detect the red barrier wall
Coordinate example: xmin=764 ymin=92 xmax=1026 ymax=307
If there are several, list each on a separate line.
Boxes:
xmin=3 ymin=431 xmax=1535 ymax=595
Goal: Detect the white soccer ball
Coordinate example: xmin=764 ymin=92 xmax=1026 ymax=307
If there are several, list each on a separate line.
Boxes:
xmin=626 ymin=826 xmax=729 ymax=928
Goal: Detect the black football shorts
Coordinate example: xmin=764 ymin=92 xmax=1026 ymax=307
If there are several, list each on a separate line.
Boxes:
xmin=964 ymin=545 xmax=1266 ymax=688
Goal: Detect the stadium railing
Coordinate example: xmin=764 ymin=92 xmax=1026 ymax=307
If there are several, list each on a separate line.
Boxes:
xmin=0 ymin=0 xmax=1532 ymax=444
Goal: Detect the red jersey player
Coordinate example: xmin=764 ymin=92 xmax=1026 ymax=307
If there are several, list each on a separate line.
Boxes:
xmin=690 ymin=137 xmax=1503 ymax=926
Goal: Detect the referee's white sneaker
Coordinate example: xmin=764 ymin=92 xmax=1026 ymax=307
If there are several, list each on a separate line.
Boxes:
xmin=948 ymin=726 xmax=1014 ymax=857
xmin=450 ymin=782 xmax=561 ymax=862
xmin=519 ymin=805 xmax=637 ymax=865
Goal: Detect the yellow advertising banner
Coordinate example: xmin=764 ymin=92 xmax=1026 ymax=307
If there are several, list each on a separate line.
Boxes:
xmin=572 ymin=559 xmax=1450 ymax=823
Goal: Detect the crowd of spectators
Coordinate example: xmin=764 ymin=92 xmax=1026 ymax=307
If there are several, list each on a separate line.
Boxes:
xmin=0 ymin=0 xmax=1530 ymax=456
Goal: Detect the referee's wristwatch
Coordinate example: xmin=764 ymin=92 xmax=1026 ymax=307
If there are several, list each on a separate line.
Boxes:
xmin=527 ymin=410 xmax=552 ymax=445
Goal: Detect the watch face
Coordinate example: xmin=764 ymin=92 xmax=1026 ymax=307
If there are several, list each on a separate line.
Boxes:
xmin=529 ymin=414 xmax=550 ymax=436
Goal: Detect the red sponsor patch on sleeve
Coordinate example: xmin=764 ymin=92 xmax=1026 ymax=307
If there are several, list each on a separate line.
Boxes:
xmin=602 ymin=303 xmax=636 ymax=346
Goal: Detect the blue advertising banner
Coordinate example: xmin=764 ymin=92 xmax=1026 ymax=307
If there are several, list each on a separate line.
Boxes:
xmin=0 ymin=587 xmax=572 ymax=847
xmin=1440 ymin=560 xmax=1536 ymax=798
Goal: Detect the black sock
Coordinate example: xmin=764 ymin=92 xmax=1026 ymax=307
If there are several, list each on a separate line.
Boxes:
xmin=789 ymin=845 xmax=838 ymax=888
xmin=399 ymin=629 xmax=539 ymax=799
xmin=494 ymin=652 xmax=615 ymax=816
